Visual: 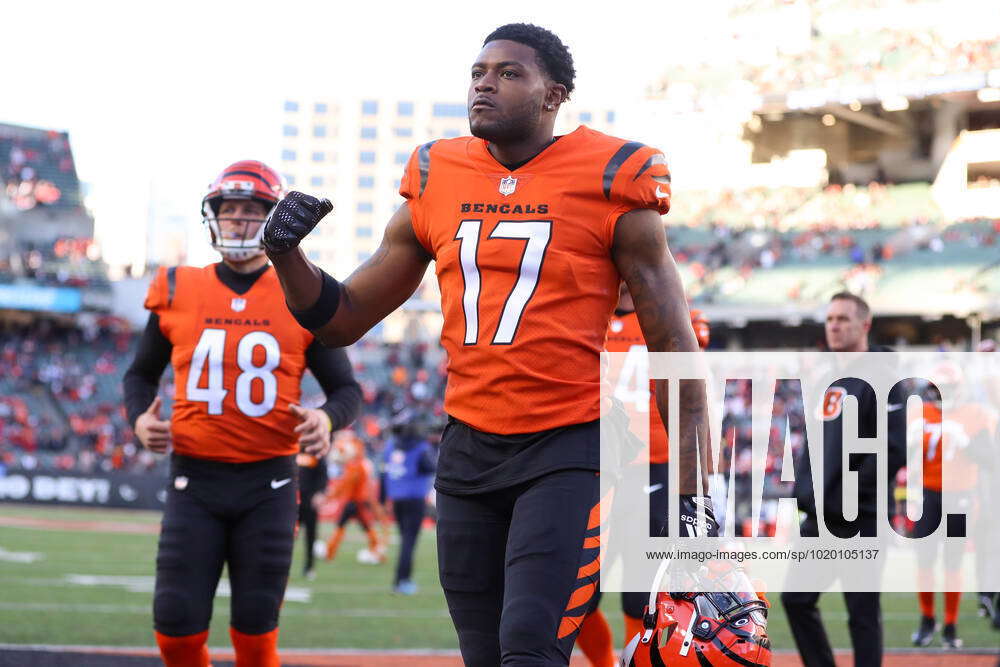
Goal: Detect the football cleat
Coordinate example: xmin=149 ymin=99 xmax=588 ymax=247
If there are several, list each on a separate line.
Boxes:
xmin=911 ymin=615 xmax=936 ymax=647
xmin=394 ymin=580 xmax=418 ymax=595
xmin=941 ymin=623 xmax=963 ymax=649
xmin=977 ymin=592 xmax=996 ymax=619
xmin=356 ymin=548 xmax=385 ymax=565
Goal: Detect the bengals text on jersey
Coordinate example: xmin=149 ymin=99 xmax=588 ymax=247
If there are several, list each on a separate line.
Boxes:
xmin=400 ymin=126 xmax=670 ymax=435
xmin=144 ymin=264 xmax=313 ymax=462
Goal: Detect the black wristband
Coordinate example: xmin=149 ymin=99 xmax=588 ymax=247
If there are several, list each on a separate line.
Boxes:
xmin=290 ymin=270 xmax=342 ymax=330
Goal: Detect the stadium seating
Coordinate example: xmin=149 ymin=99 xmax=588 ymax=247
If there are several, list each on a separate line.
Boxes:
xmin=0 ymin=123 xmax=82 ymax=213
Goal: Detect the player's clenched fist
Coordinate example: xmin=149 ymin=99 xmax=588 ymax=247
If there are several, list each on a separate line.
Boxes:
xmin=262 ymin=191 xmax=334 ymax=255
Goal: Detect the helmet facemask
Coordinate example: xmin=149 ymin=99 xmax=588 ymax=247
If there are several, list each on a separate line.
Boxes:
xmin=201 ymin=160 xmax=284 ymax=262
xmin=202 ymin=181 xmax=273 ymax=262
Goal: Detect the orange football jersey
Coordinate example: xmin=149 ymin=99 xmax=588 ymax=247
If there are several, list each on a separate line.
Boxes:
xmin=400 ymin=126 xmax=671 ymax=434
xmin=144 ymin=265 xmax=314 ymax=462
xmin=330 ymin=458 xmax=375 ymax=504
xmin=605 ymin=311 xmax=668 ymax=463
xmin=919 ymin=402 xmax=994 ymax=492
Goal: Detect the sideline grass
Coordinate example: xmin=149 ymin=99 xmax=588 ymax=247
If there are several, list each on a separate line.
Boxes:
xmin=1 ymin=503 xmax=997 ymax=653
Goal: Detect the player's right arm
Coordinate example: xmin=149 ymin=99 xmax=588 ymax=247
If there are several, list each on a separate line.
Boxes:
xmin=122 ymin=311 xmax=173 ymax=452
xmin=264 ymin=194 xmax=431 ymax=347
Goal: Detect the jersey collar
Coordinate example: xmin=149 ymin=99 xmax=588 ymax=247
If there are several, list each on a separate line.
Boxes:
xmin=471 ymin=125 xmax=585 ymax=174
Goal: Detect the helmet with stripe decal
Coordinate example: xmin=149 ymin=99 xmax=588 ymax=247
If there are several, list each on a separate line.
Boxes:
xmin=202 ymin=160 xmax=284 ymax=261
xmin=622 ymin=563 xmax=771 ymax=666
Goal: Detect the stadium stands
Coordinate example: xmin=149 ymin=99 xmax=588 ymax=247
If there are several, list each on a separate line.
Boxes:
xmin=0 ymin=122 xmax=82 ymax=213
xmin=666 ymin=181 xmax=999 ymax=315
xmin=650 ymin=0 xmax=1000 ymax=108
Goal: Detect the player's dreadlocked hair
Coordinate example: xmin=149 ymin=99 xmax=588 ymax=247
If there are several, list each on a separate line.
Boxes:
xmin=483 ymin=23 xmax=576 ymax=96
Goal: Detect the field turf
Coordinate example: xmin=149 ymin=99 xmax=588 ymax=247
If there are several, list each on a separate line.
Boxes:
xmin=0 ymin=503 xmax=997 ymax=656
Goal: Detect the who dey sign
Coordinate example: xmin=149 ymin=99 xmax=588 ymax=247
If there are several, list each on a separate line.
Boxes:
xmin=600 ymin=351 xmax=1000 ymax=593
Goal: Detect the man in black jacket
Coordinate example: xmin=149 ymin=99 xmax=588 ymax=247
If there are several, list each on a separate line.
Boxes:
xmin=782 ymin=292 xmax=907 ymax=667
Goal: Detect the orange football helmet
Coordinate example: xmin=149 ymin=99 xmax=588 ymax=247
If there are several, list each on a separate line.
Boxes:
xmin=622 ymin=564 xmax=771 ymax=667
xmin=202 ymin=160 xmax=284 ymax=261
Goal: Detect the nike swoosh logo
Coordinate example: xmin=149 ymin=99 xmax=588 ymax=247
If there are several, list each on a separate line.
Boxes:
xmin=887 ymin=403 xmax=904 ymax=411
xmin=643 ymin=483 xmax=664 ymax=494
xmin=270 ymin=478 xmax=292 ymax=489
xmin=655 ymin=186 xmax=669 ymax=199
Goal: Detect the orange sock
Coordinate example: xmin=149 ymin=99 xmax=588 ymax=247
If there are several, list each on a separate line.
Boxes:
xmin=623 ymin=614 xmax=644 ymax=649
xmin=366 ymin=528 xmax=383 ymax=556
xmin=326 ymin=527 xmax=345 ymax=561
xmin=230 ymin=627 xmax=279 ymax=667
xmin=576 ymin=609 xmax=615 ymax=667
xmin=155 ymin=630 xmax=210 ymax=667
xmin=918 ymin=591 xmax=935 ymax=619
xmin=944 ymin=591 xmax=961 ymax=626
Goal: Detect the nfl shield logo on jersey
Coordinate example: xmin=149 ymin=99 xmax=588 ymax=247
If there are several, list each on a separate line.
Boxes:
xmin=499 ymin=175 xmax=517 ymax=196
xmin=231 ymin=297 xmax=247 ymax=312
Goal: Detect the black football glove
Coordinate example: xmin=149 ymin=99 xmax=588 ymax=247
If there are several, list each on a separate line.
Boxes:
xmin=678 ymin=494 xmax=719 ymax=537
xmin=262 ymin=191 xmax=333 ymax=256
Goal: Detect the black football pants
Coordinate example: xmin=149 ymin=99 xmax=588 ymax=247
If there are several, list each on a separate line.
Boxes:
xmin=153 ymin=454 xmax=298 ymax=637
xmin=780 ymin=517 xmax=883 ymax=667
xmin=436 ymin=468 xmax=601 ymax=666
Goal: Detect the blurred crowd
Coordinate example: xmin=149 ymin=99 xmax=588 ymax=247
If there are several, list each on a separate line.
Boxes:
xmin=1 ymin=126 xmax=77 ymax=213
xmin=0 ymin=237 xmax=108 ymax=288
xmin=308 ymin=339 xmax=448 ymax=463
xmin=651 ymin=1 xmax=1000 ymax=107
xmin=668 ymin=183 xmax=998 ymax=304
xmin=746 ymin=30 xmax=1000 ymax=97
xmin=0 ymin=320 xmax=142 ymax=473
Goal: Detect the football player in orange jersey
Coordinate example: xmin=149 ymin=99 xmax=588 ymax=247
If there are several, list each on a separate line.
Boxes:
xmin=583 ymin=285 xmax=711 ymax=664
xmin=122 ymin=160 xmax=362 ymax=667
xmin=260 ymin=24 xmax=713 ymax=665
xmin=910 ymin=365 xmax=997 ymax=649
xmin=323 ymin=430 xmax=385 ymax=565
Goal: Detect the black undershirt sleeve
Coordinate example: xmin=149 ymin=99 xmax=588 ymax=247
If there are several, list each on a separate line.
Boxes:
xmin=305 ymin=340 xmax=362 ymax=431
xmin=122 ymin=312 xmax=172 ymax=429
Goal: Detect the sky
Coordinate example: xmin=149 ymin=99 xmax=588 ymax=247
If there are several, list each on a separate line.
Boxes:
xmin=4 ymin=0 xmax=731 ymax=270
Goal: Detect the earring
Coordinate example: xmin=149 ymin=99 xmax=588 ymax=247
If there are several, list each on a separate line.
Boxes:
xmin=546 ymin=104 xmax=554 ymax=111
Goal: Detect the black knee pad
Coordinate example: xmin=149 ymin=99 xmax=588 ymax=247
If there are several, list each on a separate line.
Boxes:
xmin=621 ymin=591 xmax=648 ymax=619
xmin=231 ymin=590 xmax=282 ymax=635
xmin=154 ymin=589 xmax=206 ymax=637
xmin=499 ymin=597 xmax=562 ymax=661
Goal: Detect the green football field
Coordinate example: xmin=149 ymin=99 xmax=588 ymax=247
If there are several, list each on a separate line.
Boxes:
xmin=0 ymin=503 xmax=997 ymax=654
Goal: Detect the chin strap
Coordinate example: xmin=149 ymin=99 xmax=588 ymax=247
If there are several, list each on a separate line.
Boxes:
xmin=219 ymin=247 xmax=266 ymax=262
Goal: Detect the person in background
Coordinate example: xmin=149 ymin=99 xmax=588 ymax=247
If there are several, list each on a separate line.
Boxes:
xmin=782 ymin=292 xmax=906 ymax=667
xmin=324 ymin=431 xmax=385 ymax=565
xmin=297 ymin=448 xmax=329 ymax=580
xmin=383 ymin=408 xmax=437 ymax=595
